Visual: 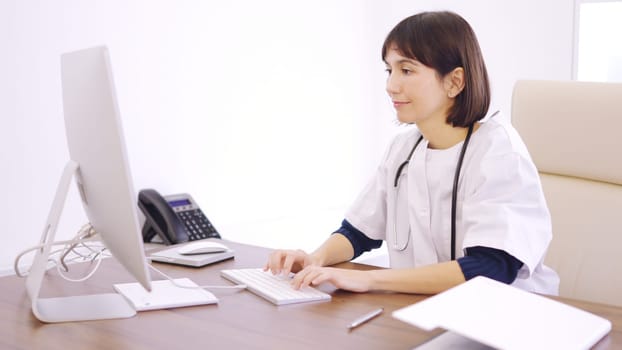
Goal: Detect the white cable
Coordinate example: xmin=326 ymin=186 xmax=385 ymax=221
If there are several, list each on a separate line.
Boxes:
xmin=14 ymin=236 xmax=100 ymax=277
xmin=14 ymin=223 xmax=105 ymax=279
xmin=147 ymin=260 xmax=247 ymax=290
xmin=55 ymin=251 xmax=104 ymax=282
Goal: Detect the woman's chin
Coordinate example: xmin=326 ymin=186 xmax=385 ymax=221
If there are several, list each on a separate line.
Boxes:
xmin=396 ymin=114 xmax=416 ymax=124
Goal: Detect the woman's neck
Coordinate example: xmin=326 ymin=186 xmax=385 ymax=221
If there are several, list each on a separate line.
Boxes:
xmin=418 ymin=119 xmax=477 ymax=150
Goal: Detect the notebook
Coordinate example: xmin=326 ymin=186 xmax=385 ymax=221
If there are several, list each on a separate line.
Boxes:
xmin=113 ymin=278 xmax=218 ymax=311
xmin=393 ymin=276 xmax=611 ymax=350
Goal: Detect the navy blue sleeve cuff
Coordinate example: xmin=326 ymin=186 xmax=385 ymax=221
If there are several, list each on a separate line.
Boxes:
xmin=333 ymin=219 xmax=383 ymax=259
xmin=457 ymin=246 xmax=524 ymax=284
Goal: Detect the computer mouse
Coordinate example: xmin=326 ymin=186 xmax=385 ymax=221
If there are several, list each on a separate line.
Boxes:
xmin=177 ymin=241 xmax=229 ymax=255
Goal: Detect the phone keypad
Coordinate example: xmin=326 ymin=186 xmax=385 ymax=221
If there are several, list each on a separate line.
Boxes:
xmin=177 ymin=209 xmax=221 ymax=240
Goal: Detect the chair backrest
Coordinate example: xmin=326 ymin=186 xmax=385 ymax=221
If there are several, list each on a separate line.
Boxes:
xmin=512 ymin=80 xmax=622 ymax=307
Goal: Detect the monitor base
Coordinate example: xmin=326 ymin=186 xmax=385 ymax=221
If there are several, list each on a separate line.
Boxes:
xmin=33 ymin=293 xmax=136 ymax=323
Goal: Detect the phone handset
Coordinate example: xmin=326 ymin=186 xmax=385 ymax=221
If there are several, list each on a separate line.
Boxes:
xmin=137 ymin=189 xmax=221 ymax=245
xmin=138 ymin=189 xmax=189 ymax=245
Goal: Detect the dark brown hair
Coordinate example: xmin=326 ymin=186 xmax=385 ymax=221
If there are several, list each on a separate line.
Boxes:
xmin=382 ymin=11 xmax=490 ymax=127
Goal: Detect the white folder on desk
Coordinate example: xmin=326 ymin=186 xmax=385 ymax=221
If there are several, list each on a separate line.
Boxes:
xmin=393 ymin=276 xmax=611 ymax=350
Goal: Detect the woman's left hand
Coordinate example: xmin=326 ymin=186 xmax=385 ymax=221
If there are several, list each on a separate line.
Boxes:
xmin=291 ymin=266 xmax=372 ymax=292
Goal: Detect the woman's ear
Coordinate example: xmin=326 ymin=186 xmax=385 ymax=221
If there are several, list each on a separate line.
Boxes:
xmin=445 ymin=67 xmax=465 ymax=98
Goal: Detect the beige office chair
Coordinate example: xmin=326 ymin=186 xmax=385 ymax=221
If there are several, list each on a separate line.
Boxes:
xmin=512 ymin=80 xmax=622 ymax=307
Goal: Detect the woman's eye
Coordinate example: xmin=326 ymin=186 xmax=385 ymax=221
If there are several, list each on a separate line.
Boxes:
xmin=385 ymin=68 xmax=392 ymax=75
xmin=401 ymin=69 xmax=411 ymax=75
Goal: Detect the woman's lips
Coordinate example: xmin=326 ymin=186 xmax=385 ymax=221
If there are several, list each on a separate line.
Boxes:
xmin=393 ymin=101 xmax=410 ymax=108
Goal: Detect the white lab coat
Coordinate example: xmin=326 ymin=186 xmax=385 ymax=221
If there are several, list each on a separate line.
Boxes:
xmin=345 ymin=116 xmax=559 ymax=295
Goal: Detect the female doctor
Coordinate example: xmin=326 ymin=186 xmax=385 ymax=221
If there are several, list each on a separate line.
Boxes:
xmin=265 ymin=11 xmax=559 ymax=295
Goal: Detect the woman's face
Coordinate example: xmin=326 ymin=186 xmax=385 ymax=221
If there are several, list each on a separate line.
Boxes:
xmin=384 ymin=47 xmax=452 ymax=126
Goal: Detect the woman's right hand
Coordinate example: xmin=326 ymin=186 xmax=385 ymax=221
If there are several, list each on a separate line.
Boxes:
xmin=263 ymin=249 xmax=321 ymax=276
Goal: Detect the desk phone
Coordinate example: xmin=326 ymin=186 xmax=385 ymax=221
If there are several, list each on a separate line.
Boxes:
xmin=138 ymin=189 xmax=221 ymax=245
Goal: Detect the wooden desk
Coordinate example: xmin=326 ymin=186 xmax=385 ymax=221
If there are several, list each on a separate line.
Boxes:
xmin=1 ymin=240 xmax=621 ymax=349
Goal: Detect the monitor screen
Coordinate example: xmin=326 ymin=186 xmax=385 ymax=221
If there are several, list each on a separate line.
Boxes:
xmin=60 ymin=46 xmax=151 ymax=292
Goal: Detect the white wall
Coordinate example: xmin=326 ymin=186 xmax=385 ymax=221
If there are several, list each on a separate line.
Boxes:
xmin=1 ymin=0 xmax=574 ymax=275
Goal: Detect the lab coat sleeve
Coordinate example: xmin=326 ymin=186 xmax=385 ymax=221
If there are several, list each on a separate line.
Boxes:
xmin=461 ymin=150 xmax=552 ymax=276
xmin=344 ymin=135 xmax=403 ymax=240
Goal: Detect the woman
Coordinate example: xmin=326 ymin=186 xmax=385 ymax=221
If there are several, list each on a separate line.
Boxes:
xmin=264 ymin=11 xmax=559 ymax=295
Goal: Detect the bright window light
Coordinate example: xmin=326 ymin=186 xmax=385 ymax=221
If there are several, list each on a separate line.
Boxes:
xmin=576 ymin=1 xmax=622 ymax=82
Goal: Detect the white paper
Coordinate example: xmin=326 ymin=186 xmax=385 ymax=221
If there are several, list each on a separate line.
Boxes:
xmin=393 ymin=276 xmax=611 ymax=350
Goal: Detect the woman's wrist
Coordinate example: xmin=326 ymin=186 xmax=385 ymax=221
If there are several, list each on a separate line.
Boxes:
xmin=309 ymin=251 xmax=326 ymax=267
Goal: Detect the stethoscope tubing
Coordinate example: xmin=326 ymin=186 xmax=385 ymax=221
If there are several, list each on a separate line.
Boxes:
xmin=392 ymin=123 xmax=474 ymax=260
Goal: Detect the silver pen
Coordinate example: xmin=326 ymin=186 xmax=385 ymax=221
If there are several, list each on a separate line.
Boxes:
xmin=347 ymin=307 xmax=384 ymax=330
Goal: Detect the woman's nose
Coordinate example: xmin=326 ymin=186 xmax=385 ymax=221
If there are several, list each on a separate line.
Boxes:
xmin=386 ymin=74 xmax=400 ymax=95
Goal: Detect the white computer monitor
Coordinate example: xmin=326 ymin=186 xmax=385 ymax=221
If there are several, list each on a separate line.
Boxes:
xmin=26 ymin=46 xmax=152 ymax=322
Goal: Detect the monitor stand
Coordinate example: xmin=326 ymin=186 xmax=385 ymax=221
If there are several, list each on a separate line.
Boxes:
xmin=26 ymin=160 xmax=136 ymax=323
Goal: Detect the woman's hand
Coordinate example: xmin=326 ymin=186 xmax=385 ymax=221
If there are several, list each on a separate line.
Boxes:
xmin=291 ymin=266 xmax=372 ymax=293
xmin=263 ymin=249 xmax=320 ymax=276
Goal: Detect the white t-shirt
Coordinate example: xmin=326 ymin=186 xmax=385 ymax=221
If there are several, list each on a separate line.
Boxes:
xmin=345 ymin=116 xmax=559 ymax=295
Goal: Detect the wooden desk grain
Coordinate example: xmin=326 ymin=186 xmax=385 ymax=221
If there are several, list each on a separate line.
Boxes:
xmin=1 ymin=240 xmax=621 ymax=349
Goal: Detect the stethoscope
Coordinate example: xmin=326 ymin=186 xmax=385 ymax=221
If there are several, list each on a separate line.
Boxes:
xmin=391 ymin=123 xmax=474 ymax=260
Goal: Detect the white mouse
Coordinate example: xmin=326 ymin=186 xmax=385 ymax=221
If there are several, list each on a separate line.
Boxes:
xmin=177 ymin=241 xmax=229 ymax=255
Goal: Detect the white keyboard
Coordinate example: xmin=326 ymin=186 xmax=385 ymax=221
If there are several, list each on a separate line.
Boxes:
xmin=221 ymin=268 xmax=331 ymax=306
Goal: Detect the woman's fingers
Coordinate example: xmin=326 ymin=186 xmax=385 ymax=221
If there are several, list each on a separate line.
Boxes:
xmin=265 ymin=249 xmax=310 ymax=275
xmin=291 ymin=267 xmax=371 ymax=292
